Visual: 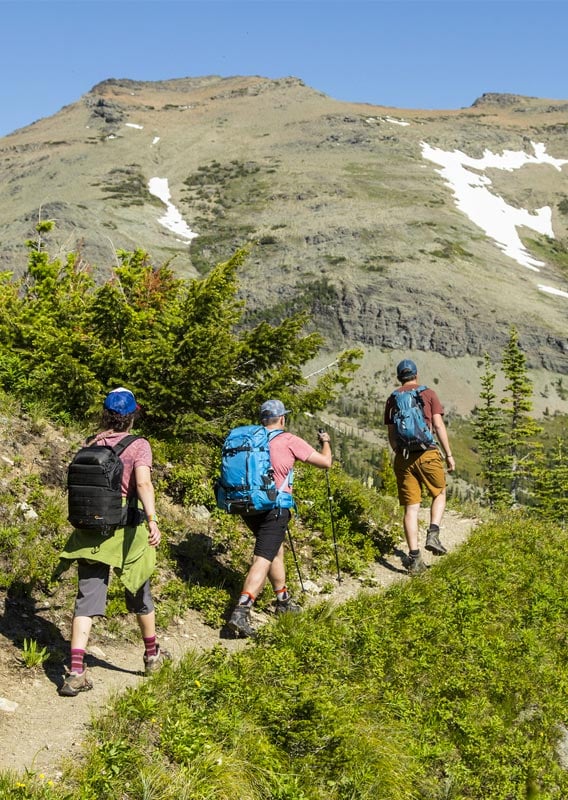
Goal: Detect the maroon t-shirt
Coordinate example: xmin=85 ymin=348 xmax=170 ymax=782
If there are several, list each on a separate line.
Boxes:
xmin=384 ymin=385 xmax=444 ymax=435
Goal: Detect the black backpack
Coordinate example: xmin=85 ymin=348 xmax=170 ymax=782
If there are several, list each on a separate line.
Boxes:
xmin=67 ymin=435 xmax=140 ymax=536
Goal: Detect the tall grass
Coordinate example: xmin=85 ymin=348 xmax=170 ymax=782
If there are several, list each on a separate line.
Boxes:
xmin=7 ymin=512 xmax=568 ymax=799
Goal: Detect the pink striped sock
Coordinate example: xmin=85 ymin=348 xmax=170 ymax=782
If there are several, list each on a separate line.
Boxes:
xmin=143 ymin=636 xmax=157 ymax=658
xmin=70 ymin=648 xmax=86 ymax=674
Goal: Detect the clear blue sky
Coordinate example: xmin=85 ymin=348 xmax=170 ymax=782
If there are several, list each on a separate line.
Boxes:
xmin=1 ymin=0 xmax=567 ymax=138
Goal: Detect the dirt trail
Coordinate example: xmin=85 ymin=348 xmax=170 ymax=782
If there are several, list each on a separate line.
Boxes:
xmin=0 ymin=509 xmax=477 ymax=780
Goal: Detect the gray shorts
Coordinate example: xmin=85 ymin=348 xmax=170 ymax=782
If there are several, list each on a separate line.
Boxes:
xmin=74 ymin=559 xmax=154 ymax=617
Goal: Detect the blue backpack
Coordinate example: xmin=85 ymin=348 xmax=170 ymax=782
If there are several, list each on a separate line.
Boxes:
xmin=215 ymin=425 xmax=295 ymax=515
xmin=390 ymin=386 xmax=435 ymax=456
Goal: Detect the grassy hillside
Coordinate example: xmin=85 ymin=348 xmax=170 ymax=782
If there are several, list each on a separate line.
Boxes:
xmin=2 ymin=514 xmax=567 ymax=799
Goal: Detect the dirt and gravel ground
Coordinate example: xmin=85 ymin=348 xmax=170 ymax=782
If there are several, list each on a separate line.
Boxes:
xmin=0 ymin=508 xmax=478 ymax=781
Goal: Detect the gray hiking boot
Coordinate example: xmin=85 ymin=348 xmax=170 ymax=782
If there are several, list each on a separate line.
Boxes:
xmin=228 ymin=605 xmax=256 ymax=638
xmin=406 ymin=552 xmax=427 ymax=576
xmin=143 ymin=644 xmax=172 ymax=675
xmin=59 ymin=667 xmax=93 ymax=697
xmin=275 ymin=597 xmax=302 ymax=615
xmin=425 ymin=528 xmax=447 ymax=556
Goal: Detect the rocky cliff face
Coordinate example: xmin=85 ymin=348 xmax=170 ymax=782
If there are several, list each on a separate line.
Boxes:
xmin=0 ymin=76 xmax=567 ymax=403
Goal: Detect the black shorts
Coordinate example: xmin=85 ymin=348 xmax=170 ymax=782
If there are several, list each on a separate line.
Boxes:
xmin=242 ymin=508 xmax=291 ymax=561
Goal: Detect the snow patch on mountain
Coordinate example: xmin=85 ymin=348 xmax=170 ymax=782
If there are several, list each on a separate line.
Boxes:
xmin=385 ymin=116 xmax=410 ymax=127
xmin=148 ymin=177 xmax=198 ymax=242
xmin=539 ymin=284 xmax=568 ymax=299
xmin=421 ymin=141 xmax=568 ymax=297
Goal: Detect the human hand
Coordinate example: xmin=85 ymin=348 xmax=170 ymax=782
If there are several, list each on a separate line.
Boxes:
xmin=148 ymin=520 xmax=161 ymax=547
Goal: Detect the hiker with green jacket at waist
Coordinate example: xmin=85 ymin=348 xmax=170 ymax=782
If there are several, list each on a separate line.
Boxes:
xmin=56 ymin=387 xmax=170 ymax=696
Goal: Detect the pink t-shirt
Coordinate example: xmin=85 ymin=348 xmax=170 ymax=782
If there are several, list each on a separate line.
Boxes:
xmin=268 ymin=431 xmax=315 ymax=493
xmin=91 ymin=431 xmax=152 ymax=497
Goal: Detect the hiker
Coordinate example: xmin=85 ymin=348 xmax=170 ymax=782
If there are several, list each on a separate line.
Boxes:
xmin=383 ymin=359 xmax=455 ymax=575
xmin=227 ymin=399 xmax=332 ymax=638
xmin=57 ymin=387 xmax=169 ymax=696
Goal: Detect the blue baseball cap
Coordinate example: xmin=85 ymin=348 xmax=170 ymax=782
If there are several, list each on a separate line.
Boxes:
xmin=396 ymin=359 xmax=418 ymax=381
xmin=103 ymin=387 xmax=138 ymax=415
xmin=259 ymin=399 xmax=291 ymax=421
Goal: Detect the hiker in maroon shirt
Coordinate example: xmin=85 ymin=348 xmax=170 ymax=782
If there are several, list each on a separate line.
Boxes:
xmin=384 ymin=359 xmax=455 ymax=575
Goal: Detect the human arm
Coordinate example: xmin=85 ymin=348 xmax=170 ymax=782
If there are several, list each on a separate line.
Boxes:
xmin=387 ymin=424 xmax=398 ymax=453
xmin=134 ymin=464 xmax=161 ymax=547
xmin=305 ymin=430 xmax=332 ymax=469
xmin=384 ymin=396 xmax=399 ymax=453
xmin=432 ymin=413 xmax=455 ymax=472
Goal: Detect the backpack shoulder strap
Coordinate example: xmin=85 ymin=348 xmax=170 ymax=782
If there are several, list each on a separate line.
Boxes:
xmin=414 ymin=386 xmax=428 ymax=406
xmin=267 ymin=430 xmax=293 ymax=491
xmin=111 ymin=434 xmax=141 ymax=457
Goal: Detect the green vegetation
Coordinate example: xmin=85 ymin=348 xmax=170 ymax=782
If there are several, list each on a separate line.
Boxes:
xmin=182 ymin=159 xmax=276 ymax=273
xmin=6 ymin=515 xmax=568 ymax=799
xmin=558 ymin=196 xmax=568 ymax=216
xmin=0 ymin=223 xmax=361 ymax=437
xmin=21 ymin=638 xmax=50 ymax=669
xmin=99 ymin=165 xmax=159 ymax=206
xmin=242 ymin=278 xmax=338 ymax=326
xmin=522 ymin=233 xmax=568 ymax=276
xmin=472 ymin=327 xmax=568 ymax=521
xmin=430 ymin=239 xmax=473 ymax=260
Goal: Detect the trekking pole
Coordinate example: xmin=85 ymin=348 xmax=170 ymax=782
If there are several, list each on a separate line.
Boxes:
xmin=319 ymin=429 xmax=342 ymax=583
xmin=287 ymin=528 xmax=305 ymax=593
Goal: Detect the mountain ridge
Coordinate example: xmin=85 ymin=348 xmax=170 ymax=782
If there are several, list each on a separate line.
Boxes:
xmin=1 ymin=75 xmax=567 ymax=414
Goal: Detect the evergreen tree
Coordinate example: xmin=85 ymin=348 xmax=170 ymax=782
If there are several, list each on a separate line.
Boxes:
xmin=500 ymin=327 xmax=542 ymax=505
xmin=472 ymin=353 xmax=510 ymax=508
xmin=0 ymin=229 xmax=362 ymax=437
xmin=533 ymin=438 xmax=568 ymax=525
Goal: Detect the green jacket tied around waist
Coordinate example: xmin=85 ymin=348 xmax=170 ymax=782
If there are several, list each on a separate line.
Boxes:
xmin=55 ymin=520 xmax=155 ymax=595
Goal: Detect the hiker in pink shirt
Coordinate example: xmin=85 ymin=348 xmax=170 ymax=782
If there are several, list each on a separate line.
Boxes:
xmin=58 ymin=388 xmax=170 ymax=696
xmin=228 ymin=399 xmax=332 ymax=638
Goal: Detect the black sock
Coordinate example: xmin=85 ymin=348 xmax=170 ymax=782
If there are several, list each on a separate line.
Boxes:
xmin=409 ymin=549 xmax=420 ymax=558
xmin=428 ymin=524 xmax=440 ymax=533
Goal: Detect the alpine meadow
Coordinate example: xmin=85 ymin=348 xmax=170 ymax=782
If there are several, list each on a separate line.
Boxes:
xmin=0 ymin=74 xmax=567 ymax=799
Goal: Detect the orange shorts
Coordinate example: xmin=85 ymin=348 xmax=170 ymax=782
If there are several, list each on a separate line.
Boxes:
xmin=393 ymin=449 xmax=446 ymax=506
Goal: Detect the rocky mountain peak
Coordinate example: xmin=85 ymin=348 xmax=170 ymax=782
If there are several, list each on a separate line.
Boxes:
xmin=1 ymin=76 xmax=567 ymax=412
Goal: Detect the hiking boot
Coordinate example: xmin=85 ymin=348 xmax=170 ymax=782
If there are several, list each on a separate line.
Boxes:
xmin=406 ymin=553 xmax=427 ymax=576
xmin=425 ymin=528 xmax=447 ymax=556
xmin=59 ymin=668 xmax=93 ymax=697
xmin=143 ymin=644 xmax=172 ymax=675
xmin=275 ymin=597 xmax=302 ymax=615
xmin=228 ymin=605 xmax=256 ymax=638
